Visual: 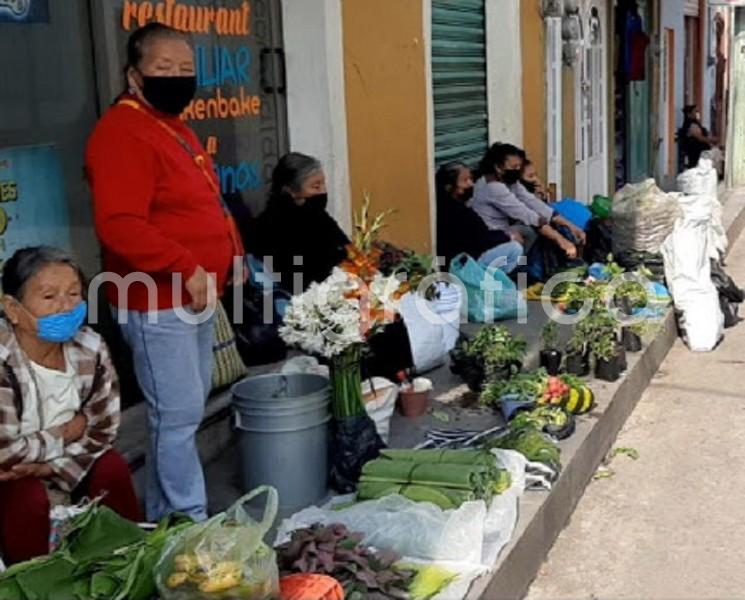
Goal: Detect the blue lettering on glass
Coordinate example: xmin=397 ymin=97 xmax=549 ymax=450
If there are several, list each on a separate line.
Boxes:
xmin=217 ymin=161 xmax=263 ymax=194
xmin=195 ymin=45 xmax=252 ymax=89
xmin=0 ymin=0 xmax=49 ymax=23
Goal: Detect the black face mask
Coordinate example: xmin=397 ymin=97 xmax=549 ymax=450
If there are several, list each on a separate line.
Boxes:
xmin=140 ymin=75 xmax=197 ymax=116
xmin=305 ymin=193 xmax=328 ymax=211
xmin=521 ymin=179 xmax=537 ymax=194
xmin=502 ymin=169 xmax=522 ymax=185
xmin=459 ymin=187 xmax=474 ymax=202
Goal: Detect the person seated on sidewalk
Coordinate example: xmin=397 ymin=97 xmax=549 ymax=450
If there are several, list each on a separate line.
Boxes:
xmin=520 ymin=159 xmax=551 ymax=202
xmin=247 ymin=152 xmax=350 ymax=295
xmin=679 ymin=104 xmax=717 ymax=170
xmin=0 ymin=247 xmax=141 ymax=564
xmin=436 ymin=161 xmax=523 ymax=273
xmin=471 ymin=143 xmax=578 ymax=262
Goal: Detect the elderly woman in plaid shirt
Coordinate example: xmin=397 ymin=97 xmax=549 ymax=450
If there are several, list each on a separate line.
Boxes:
xmin=0 ymin=247 xmax=141 ymax=563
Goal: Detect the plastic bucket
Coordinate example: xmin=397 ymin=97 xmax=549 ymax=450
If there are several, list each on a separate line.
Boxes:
xmin=232 ymin=373 xmax=331 ymax=512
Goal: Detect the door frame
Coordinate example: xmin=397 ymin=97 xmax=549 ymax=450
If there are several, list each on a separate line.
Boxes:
xmin=574 ymin=0 xmax=609 ymax=203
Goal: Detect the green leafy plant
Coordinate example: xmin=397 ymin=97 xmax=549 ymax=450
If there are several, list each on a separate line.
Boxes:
xmin=481 ymin=370 xmax=548 ymax=405
xmin=464 ymin=325 xmax=527 ymax=377
xmin=541 ymin=321 xmax=560 ymax=351
xmin=590 ymin=331 xmax=618 ymax=362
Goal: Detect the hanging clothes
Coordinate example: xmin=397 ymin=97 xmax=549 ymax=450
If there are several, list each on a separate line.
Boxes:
xmin=624 ymin=12 xmax=649 ymax=82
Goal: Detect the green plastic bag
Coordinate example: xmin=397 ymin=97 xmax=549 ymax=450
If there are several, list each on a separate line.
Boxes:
xmin=591 ymin=195 xmax=612 ymax=219
xmin=448 ymin=253 xmax=524 ymax=323
xmin=155 ymin=487 xmax=280 ymax=600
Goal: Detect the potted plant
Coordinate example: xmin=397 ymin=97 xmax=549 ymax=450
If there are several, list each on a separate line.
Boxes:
xmin=565 ymin=323 xmax=591 ymax=377
xmin=540 ymin=321 xmax=562 ymax=375
xmin=621 ymin=325 xmax=643 ymax=352
xmin=451 ymin=326 xmax=527 ymax=391
xmin=591 ymin=331 xmax=624 ymax=382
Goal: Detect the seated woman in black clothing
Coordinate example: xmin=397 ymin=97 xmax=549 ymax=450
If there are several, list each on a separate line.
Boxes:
xmin=248 ymin=152 xmax=350 ymax=294
xmin=679 ymin=104 xmax=717 ymax=170
xmin=436 ymin=161 xmax=524 ymax=273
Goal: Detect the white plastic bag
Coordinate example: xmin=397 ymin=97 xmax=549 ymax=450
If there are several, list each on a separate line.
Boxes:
xmin=362 ymin=378 xmax=397 ymax=444
xmin=400 ymin=283 xmax=463 ymax=374
xmin=662 ymin=193 xmax=724 ymax=352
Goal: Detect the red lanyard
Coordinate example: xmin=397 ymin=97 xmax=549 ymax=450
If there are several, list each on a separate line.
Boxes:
xmin=117 ymin=99 xmax=245 ymax=258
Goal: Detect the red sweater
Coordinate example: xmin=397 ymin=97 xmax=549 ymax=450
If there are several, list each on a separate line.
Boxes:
xmin=86 ymin=97 xmax=234 ymax=311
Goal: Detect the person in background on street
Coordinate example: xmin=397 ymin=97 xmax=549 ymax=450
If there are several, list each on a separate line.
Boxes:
xmin=520 ymin=159 xmax=551 ymax=202
xmin=247 ymin=152 xmax=350 ymax=295
xmin=85 ymin=24 xmax=243 ymax=523
xmin=436 ymin=161 xmax=523 ymax=273
xmin=0 ymin=247 xmax=141 ymax=563
xmin=679 ymin=104 xmax=717 ymax=170
xmin=472 ymin=143 xmax=578 ymax=260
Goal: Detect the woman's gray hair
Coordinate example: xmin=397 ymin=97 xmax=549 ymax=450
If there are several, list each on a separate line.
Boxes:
xmin=2 ymin=246 xmax=85 ymax=300
xmin=270 ymin=152 xmax=323 ymax=197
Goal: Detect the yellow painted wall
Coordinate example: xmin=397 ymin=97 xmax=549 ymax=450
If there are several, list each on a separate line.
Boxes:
xmin=521 ymin=0 xmax=547 ymax=179
xmin=341 ymin=0 xmax=432 ymax=252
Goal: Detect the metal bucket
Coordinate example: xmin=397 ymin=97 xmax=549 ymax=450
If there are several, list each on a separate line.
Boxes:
xmin=232 ymin=373 xmax=331 ymax=512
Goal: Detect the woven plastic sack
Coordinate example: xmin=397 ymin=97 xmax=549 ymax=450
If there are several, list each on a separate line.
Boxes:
xmin=612 ymin=179 xmax=682 ymax=256
xmin=155 ymin=487 xmax=280 ymax=600
xmin=677 ymin=158 xmax=727 ymax=259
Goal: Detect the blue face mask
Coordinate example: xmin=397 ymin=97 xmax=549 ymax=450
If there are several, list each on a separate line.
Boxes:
xmin=35 ymin=302 xmax=88 ymax=343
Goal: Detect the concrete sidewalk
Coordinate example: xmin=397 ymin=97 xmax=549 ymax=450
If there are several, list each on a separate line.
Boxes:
xmin=526 ymin=218 xmax=745 ymax=599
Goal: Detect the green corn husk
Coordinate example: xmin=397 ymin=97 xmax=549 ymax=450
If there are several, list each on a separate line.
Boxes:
xmin=357 ymin=481 xmax=476 ymax=510
xmin=380 ymin=448 xmax=496 ymax=466
xmin=360 ymin=460 xmax=494 ymax=493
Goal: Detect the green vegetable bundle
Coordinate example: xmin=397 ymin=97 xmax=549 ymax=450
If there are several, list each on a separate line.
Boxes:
xmin=0 ymin=504 xmax=192 ymax=600
xmin=357 ymin=449 xmax=511 ymax=510
xmin=487 ymin=427 xmax=562 ymax=471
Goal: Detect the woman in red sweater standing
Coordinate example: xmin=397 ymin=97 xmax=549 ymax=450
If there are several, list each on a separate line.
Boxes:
xmin=85 ymin=24 xmax=242 ymax=522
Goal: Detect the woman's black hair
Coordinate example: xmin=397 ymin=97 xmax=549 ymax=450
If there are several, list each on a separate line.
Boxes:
xmin=436 ymin=161 xmax=468 ymax=200
xmin=269 ymin=152 xmax=323 ymax=200
xmin=477 ymin=143 xmax=526 ymax=179
xmin=123 ymin=23 xmax=189 ymax=90
xmin=2 ymin=247 xmax=85 ymax=301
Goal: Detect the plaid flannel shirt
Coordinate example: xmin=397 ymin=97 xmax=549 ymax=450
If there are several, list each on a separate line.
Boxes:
xmin=0 ymin=321 xmax=121 ymax=492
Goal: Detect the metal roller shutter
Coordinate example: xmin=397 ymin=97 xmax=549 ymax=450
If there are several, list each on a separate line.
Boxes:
xmin=432 ymin=0 xmax=488 ymax=169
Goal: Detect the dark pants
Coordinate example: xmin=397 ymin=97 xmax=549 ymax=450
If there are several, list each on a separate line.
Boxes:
xmin=0 ymin=450 xmax=141 ymax=564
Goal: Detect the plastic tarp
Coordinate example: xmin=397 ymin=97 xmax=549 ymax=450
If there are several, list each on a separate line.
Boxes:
xmin=275 ymin=450 xmax=527 ymax=600
xmin=662 ymin=192 xmax=724 ymax=352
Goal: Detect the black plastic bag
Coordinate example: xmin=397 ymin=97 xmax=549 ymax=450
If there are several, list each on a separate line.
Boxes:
xmin=584 ymin=219 xmax=613 ymax=264
xmin=329 ymin=415 xmax=385 ymax=493
xmin=222 ymin=285 xmax=288 ymax=366
xmin=711 ymin=260 xmax=745 ymax=303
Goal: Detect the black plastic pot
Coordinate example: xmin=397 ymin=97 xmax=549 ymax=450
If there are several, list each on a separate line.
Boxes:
xmin=595 ymin=354 xmax=623 ymax=382
xmin=622 ymin=327 xmax=643 ymax=353
xmin=544 ymin=410 xmax=576 ymax=441
xmin=565 ymin=351 xmax=590 ymax=377
xmin=488 ymin=360 xmax=523 ymax=383
xmin=540 ymin=349 xmax=563 ymax=376
xmin=450 ymin=348 xmax=486 ymax=392
xmin=616 ymin=342 xmax=628 ymax=372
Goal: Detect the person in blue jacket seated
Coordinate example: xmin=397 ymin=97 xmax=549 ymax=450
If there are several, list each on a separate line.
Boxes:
xmin=471 ymin=143 xmax=584 ymax=257
xmin=436 ymin=161 xmax=524 ymax=274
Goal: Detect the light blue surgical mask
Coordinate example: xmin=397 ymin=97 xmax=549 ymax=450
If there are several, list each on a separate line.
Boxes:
xmin=35 ymin=301 xmax=88 ymax=343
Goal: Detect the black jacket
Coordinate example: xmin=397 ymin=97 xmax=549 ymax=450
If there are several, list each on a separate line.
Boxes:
xmin=437 ymin=195 xmax=511 ymax=269
xmin=247 ymin=194 xmax=350 ymax=293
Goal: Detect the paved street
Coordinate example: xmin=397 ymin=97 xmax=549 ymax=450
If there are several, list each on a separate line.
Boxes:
xmin=526 ymin=231 xmax=745 ymax=600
